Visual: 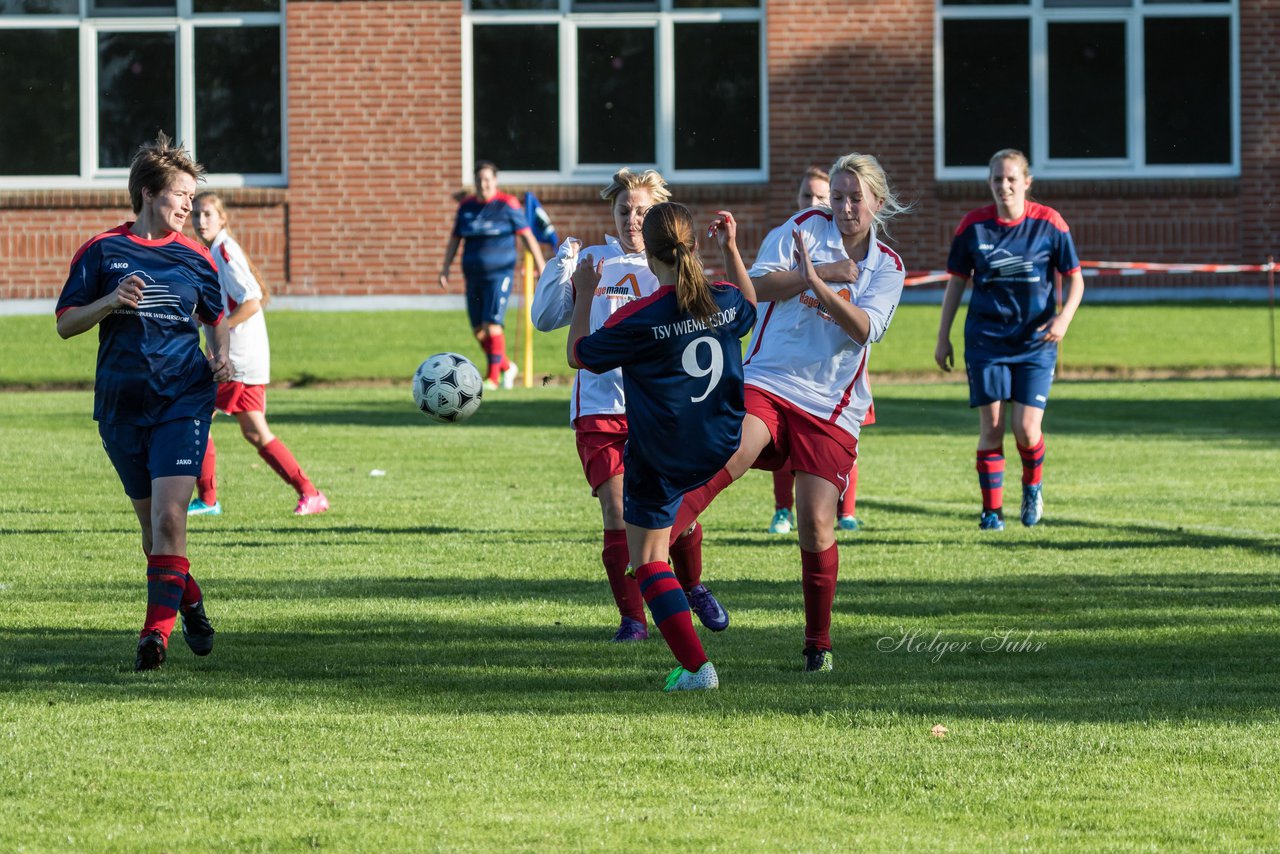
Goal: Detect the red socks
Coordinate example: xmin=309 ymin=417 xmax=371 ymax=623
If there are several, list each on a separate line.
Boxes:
xmin=634 ymin=561 xmax=707 ymax=672
xmin=258 ymin=438 xmax=317 ymax=497
xmin=772 ymin=469 xmax=794 ymax=512
xmin=197 ymin=435 xmax=217 ymax=504
xmin=976 ymin=447 xmax=1005 ymax=513
xmin=481 ymin=332 xmax=509 ymax=383
xmin=602 ymin=529 xmax=645 ymax=623
xmin=669 ymin=522 xmax=704 ymax=591
xmin=142 ymin=554 xmax=190 ymax=643
xmin=670 ymin=468 xmax=734 ymax=545
xmin=801 ymin=544 xmax=839 ymax=652
xmin=1017 ymin=437 xmax=1045 ymax=486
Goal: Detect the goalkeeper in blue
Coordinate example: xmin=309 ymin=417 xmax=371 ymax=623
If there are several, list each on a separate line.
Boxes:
xmin=568 ymin=203 xmax=757 ymax=691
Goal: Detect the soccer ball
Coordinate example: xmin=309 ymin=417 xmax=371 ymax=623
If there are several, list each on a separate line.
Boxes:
xmin=412 ymin=353 xmax=483 ymax=423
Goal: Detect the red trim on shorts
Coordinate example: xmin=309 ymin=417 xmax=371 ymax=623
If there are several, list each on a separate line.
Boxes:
xmin=828 ymin=350 xmax=868 ymax=424
xmin=743 ymin=301 xmax=775 ymax=366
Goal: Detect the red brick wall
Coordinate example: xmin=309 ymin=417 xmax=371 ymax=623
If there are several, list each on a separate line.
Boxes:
xmin=1 ymin=0 xmax=1274 ymax=300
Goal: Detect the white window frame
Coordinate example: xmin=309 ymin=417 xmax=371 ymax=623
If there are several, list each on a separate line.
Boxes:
xmin=463 ymin=0 xmax=768 ymax=185
xmin=0 ymin=0 xmax=286 ymax=189
xmin=934 ymin=0 xmax=1239 ymax=181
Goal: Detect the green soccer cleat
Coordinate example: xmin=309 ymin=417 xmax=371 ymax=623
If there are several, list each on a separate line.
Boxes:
xmin=663 ymin=661 xmax=719 ymax=692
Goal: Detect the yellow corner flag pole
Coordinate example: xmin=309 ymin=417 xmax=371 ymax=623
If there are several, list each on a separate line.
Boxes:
xmin=522 ymin=252 xmax=534 ymax=388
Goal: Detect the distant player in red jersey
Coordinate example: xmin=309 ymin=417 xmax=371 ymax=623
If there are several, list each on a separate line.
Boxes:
xmin=935 ymin=149 xmax=1085 ymax=530
xmin=765 ymin=167 xmax=871 ymax=536
xmin=55 ymin=133 xmax=231 ymax=670
xmin=187 ymin=191 xmax=329 ymax=517
xmin=532 ymin=169 xmax=729 ymax=642
xmin=569 ymin=204 xmax=757 ymax=691
xmin=667 ymin=153 xmax=909 ymax=674
xmin=439 ymin=161 xmax=546 ymax=389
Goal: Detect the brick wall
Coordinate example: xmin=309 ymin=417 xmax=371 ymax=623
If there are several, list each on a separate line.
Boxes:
xmin=1 ymin=0 xmax=1274 ymax=300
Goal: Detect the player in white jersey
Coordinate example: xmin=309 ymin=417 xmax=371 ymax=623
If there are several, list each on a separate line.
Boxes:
xmin=532 ymin=169 xmax=727 ymax=643
xmin=668 ymin=153 xmax=909 ymax=673
xmin=188 ymin=192 xmax=329 ymax=517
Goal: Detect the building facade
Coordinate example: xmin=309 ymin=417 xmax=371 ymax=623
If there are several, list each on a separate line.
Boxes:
xmin=1 ymin=0 xmax=1274 ymax=300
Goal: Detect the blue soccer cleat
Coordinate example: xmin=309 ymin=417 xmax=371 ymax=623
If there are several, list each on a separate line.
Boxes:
xmin=1021 ymin=483 xmax=1044 ymax=527
xmin=979 ymin=510 xmax=1005 ymax=531
xmin=769 ymin=508 xmax=794 ymax=534
xmin=687 ymin=584 xmax=729 ymax=632
xmin=187 ymin=499 xmax=222 ymax=516
xmin=838 ymin=515 xmax=861 ymax=531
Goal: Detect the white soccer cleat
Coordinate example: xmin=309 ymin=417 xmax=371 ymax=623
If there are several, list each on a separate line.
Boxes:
xmin=502 ymin=360 xmax=519 ymax=390
xmin=663 ymin=661 xmax=719 ymax=692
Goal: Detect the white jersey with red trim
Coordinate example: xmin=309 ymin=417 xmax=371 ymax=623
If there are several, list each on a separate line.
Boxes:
xmin=209 ymin=229 xmax=270 ymax=385
xmin=531 ymin=234 xmax=660 ymax=422
xmin=745 ymin=210 xmax=904 ymax=437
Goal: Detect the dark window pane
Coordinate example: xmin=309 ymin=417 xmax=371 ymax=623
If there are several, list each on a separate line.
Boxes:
xmin=942 ymin=19 xmax=1029 ymax=167
xmin=195 ymin=27 xmax=281 ymax=173
xmin=577 ymin=27 xmax=654 ymax=164
xmin=673 ymin=0 xmax=758 ymax=6
xmin=572 ymin=1 xmax=658 ymax=10
xmin=470 ymin=0 xmax=556 ymax=8
xmin=0 ymin=29 xmax=77 ymax=175
xmin=941 ymin=0 xmax=1026 ymax=6
xmin=91 ymin=0 xmax=176 ymax=13
xmin=473 ymin=25 xmax=558 ymax=171
xmin=98 ymin=31 xmax=176 ymax=169
xmin=0 ymin=0 xmax=79 ymax=12
xmin=194 ymin=0 xmax=279 ymax=12
xmin=1145 ymin=17 xmax=1230 ymax=164
xmin=1048 ymin=22 xmax=1126 ymax=158
xmin=1046 ymin=0 xmax=1131 ymax=6
xmin=674 ymin=22 xmax=759 ymax=170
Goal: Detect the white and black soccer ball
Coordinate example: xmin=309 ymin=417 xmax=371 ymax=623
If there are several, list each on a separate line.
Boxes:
xmin=412 ymin=353 xmax=483 ymax=423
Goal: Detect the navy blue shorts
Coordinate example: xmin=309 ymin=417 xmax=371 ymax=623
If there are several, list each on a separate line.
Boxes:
xmin=966 ymin=348 xmax=1056 ymax=409
xmin=99 ymin=416 xmax=211 ymax=500
xmin=464 ymin=271 xmax=514 ymax=329
xmin=621 ymin=450 xmax=719 ymax=530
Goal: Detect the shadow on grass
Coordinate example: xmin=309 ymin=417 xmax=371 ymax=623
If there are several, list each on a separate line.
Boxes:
xmin=5 ymin=570 xmax=1277 ymax=722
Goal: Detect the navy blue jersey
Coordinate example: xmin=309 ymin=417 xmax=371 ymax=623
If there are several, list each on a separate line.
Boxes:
xmin=56 ymin=224 xmax=224 ymax=426
xmin=452 ymin=192 xmax=530 ymax=277
xmin=947 ymin=203 xmax=1081 ymax=357
xmin=574 ymin=283 xmax=757 ymax=495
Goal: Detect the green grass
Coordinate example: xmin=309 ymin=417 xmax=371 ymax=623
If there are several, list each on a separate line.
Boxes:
xmin=2 ymin=374 xmax=1278 ymax=851
xmin=3 ymin=302 xmax=1276 ymax=387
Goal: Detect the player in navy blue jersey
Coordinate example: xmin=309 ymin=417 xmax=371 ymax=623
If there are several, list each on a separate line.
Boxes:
xmin=569 ymin=203 xmax=757 ymax=692
xmin=439 ymin=161 xmax=546 ymax=390
xmin=935 ymin=149 xmax=1085 ymax=530
xmin=56 ymin=133 xmax=231 ymax=671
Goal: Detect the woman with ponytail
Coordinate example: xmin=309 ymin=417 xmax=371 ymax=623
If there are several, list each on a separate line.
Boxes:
xmin=567 ymin=203 xmax=756 ymax=692
xmin=532 ymin=170 xmax=729 ymax=643
xmin=188 ymin=192 xmax=329 ymax=517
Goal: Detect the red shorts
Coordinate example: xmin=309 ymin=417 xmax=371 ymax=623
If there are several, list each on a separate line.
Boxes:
xmin=864 ymin=402 xmax=876 ymax=427
xmin=574 ymin=414 xmax=628 ymax=494
xmin=745 ymin=386 xmax=858 ymax=491
xmin=216 ymin=382 xmax=267 ymax=415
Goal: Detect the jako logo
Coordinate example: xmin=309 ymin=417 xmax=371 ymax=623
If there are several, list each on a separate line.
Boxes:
xmin=176 ymin=458 xmax=193 ymax=465
xmin=109 ymin=261 xmax=129 ymax=270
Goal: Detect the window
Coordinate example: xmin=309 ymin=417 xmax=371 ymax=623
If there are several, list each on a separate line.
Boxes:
xmin=0 ymin=0 xmax=284 ymax=187
xmin=464 ymin=0 xmax=765 ymax=184
xmin=936 ymin=0 xmax=1237 ymax=179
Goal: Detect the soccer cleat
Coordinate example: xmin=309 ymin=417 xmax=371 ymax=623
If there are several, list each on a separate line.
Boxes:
xmin=1021 ymin=483 xmax=1044 ymax=527
xmin=135 ymin=631 xmax=167 ymax=671
xmin=294 ymin=492 xmax=330 ymax=516
xmin=483 ymin=379 xmax=499 ymax=392
xmin=663 ymin=661 xmax=719 ymax=692
xmin=838 ymin=515 xmax=861 ymax=531
xmin=180 ymin=599 xmax=216 ymax=656
xmin=502 ymin=360 xmax=519 ymax=390
xmin=687 ymin=584 xmax=730 ymax=632
xmin=187 ymin=499 xmax=222 ymax=516
xmin=803 ymin=648 xmax=834 ymax=672
xmin=611 ymin=616 xmax=649 ymax=642
xmin=768 ymin=508 xmax=794 ymax=534
xmin=979 ymin=509 xmax=1005 ymax=531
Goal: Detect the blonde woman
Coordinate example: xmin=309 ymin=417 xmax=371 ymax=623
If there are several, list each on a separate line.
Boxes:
xmin=568 ymin=203 xmax=756 ymax=691
xmin=189 ymin=192 xmax=329 ymax=516
xmin=668 ymin=153 xmax=909 ymax=673
xmin=532 ymin=170 xmax=728 ymax=642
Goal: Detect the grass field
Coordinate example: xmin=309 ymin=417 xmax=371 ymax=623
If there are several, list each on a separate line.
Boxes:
xmin=2 ymin=310 xmax=1279 ymax=851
